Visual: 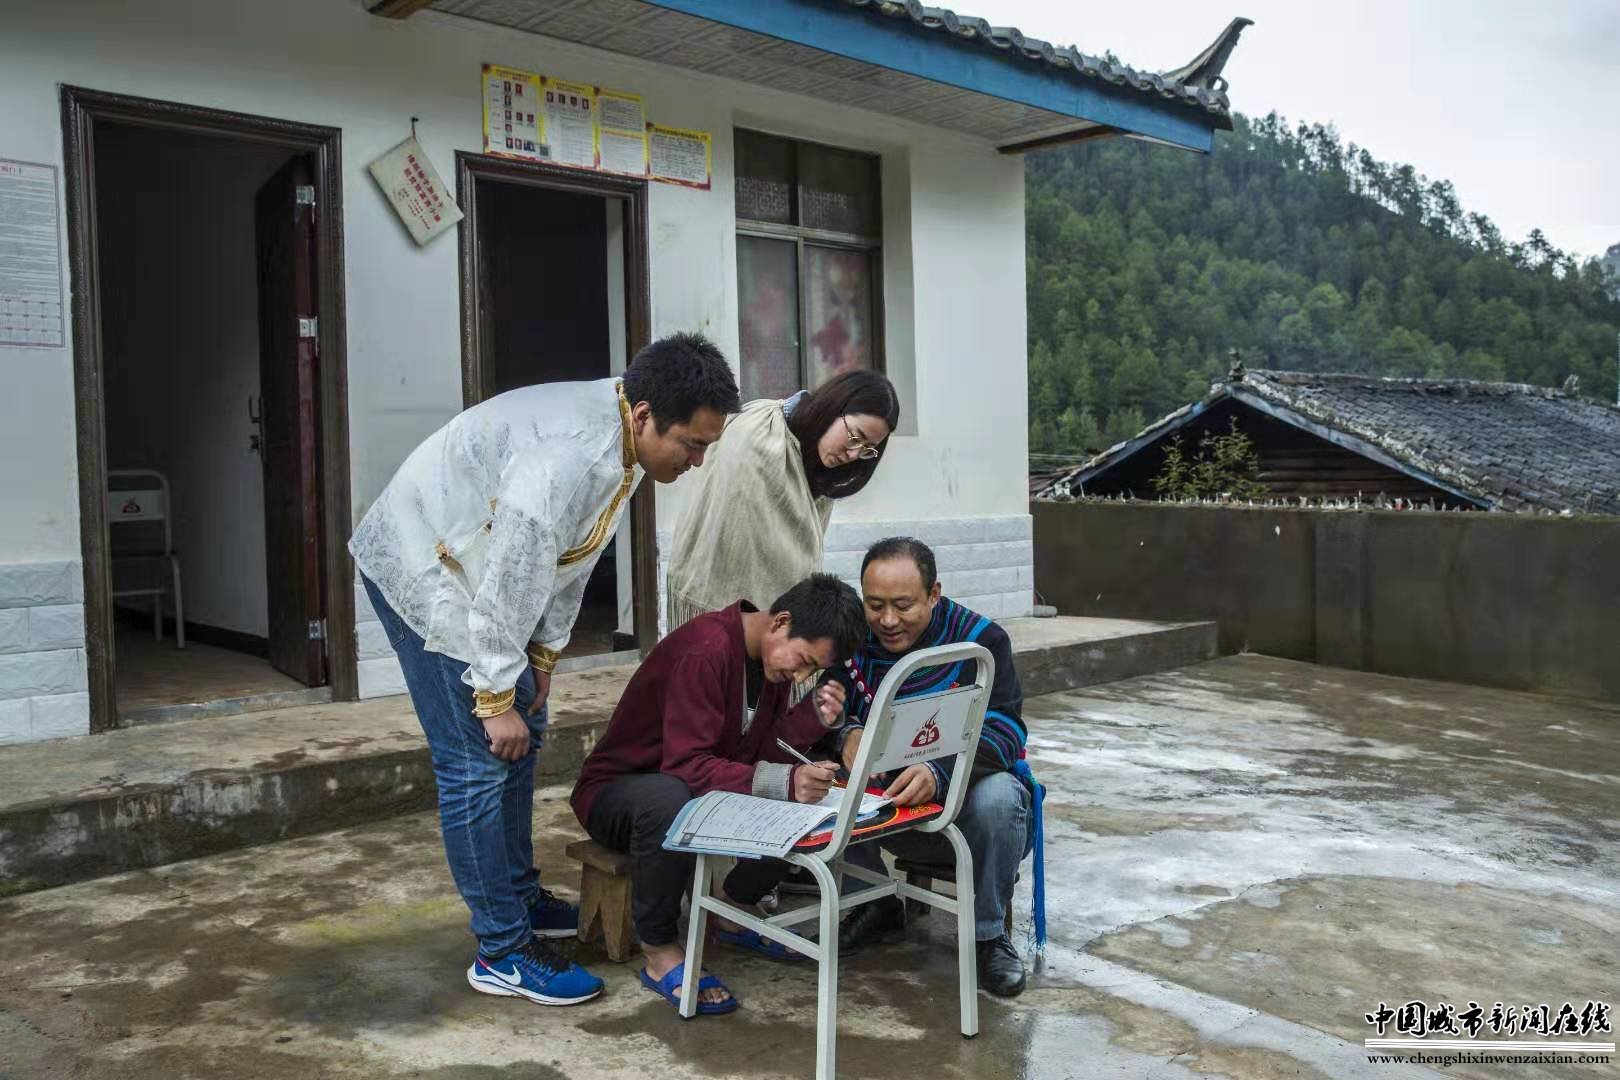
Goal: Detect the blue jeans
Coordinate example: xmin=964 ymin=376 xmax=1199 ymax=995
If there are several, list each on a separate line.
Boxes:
xmin=364 ymin=575 xmax=549 ymax=958
xmin=847 ymin=769 xmax=1033 ymax=940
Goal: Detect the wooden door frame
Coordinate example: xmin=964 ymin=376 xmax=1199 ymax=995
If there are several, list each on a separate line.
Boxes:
xmin=454 ymin=153 xmax=659 ymax=653
xmin=62 ymin=86 xmax=355 ymax=732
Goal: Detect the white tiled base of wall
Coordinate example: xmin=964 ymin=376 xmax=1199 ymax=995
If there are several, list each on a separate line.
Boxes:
xmin=655 ymin=513 xmax=1034 ymax=636
xmin=354 ymin=581 xmax=409 ymax=700
xmin=823 ymin=514 xmax=1035 ymax=620
xmin=354 ymin=514 xmax=1034 ymax=700
xmin=0 ymin=560 xmax=90 ymax=744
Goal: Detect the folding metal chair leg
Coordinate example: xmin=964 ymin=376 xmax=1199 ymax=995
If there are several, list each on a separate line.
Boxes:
xmin=678 ymin=854 xmax=710 ymax=1020
xmin=945 ymin=825 xmax=979 ymax=1038
xmin=170 ymin=555 xmax=185 ymax=650
xmin=801 ymin=857 xmax=842 ymax=1080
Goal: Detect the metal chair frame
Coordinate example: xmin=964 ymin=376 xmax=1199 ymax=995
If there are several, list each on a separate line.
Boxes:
xmin=108 ymin=469 xmax=185 ymax=649
xmin=679 ymin=641 xmax=994 ymax=1079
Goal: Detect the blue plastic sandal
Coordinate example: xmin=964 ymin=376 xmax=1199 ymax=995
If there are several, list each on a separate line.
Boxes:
xmin=715 ymin=927 xmax=806 ymax=962
xmin=639 ymin=962 xmax=739 ymax=1016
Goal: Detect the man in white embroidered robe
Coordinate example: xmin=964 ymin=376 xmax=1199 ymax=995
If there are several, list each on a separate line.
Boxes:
xmin=349 ymin=333 xmax=739 ymax=1006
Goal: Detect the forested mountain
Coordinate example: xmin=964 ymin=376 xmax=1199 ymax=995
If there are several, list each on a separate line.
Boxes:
xmin=1026 ymin=113 xmax=1620 ymax=459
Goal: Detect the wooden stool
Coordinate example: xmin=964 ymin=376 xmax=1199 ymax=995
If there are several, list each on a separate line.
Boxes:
xmin=566 ymin=839 xmax=635 ymax=962
xmin=894 ymin=858 xmax=1014 ymax=934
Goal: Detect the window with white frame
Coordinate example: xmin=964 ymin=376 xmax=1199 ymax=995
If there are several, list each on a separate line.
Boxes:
xmin=734 ymin=129 xmax=883 ymax=400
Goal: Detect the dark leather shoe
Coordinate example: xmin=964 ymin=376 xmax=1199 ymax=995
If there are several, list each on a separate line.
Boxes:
xmin=976 ymin=934 xmax=1026 ymax=997
xmin=838 ymin=896 xmax=906 ymax=954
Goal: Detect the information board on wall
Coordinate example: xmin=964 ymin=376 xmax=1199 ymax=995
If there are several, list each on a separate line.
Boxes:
xmin=543 ymin=79 xmax=598 ymax=170
xmin=368 ymin=136 xmax=463 ymax=246
xmin=647 ymin=124 xmax=712 ymax=190
xmin=480 ymin=64 xmax=694 ymax=187
xmin=0 ymin=159 xmax=64 ymax=349
xmin=484 ymin=65 xmax=543 ymax=158
xmin=597 ymin=89 xmax=649 ymax=177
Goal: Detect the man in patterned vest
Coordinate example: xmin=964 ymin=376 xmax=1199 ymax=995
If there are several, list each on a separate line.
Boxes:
xmin=832 ymin=536 xmax=1033 ymax=997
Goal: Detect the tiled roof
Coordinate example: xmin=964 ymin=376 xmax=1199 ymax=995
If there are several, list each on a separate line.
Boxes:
xmin=843 ymin=3 xmax=1250 ymax=127
xmin=1038 ymin=371 xmax=1620 ymax=514
xmin=423 ymin=0 xmax=1246 ymax=146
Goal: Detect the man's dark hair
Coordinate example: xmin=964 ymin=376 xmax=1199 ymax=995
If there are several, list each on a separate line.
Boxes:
xmin=861 ymin=536 xmax=938 ymax=592
xmin=769 ymin=573 xmax=867 ymax=661
xmin=786 ymin=369 xmax=901 ymax=499
xmin=622 ymin=332 xmax=741 ymax=432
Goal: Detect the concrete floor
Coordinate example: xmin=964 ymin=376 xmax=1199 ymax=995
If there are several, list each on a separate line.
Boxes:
xmin=557 ymin=598 xmax=619 ymax=661
xmin=1 ymin=655 xmax=1615 ymax=1079
xmin=111 ymin=601 xmax=619 ymax=719
xmin=114 ymin=627 xmax=303 ymax=713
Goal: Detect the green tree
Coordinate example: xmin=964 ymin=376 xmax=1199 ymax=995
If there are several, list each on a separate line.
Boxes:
xmin=1024 ymin=110 xmax=1620 ymax=466
xmin=1151 ymin=419 xmax=1267 ymax=501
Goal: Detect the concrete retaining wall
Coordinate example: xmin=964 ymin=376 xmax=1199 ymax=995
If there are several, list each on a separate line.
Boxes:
xmin=1033 ymin=501 xmax=1620 ymax=701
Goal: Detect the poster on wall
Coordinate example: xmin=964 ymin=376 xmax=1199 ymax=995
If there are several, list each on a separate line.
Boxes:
xmin=596 ymin=89 xmax=649 ymax=177
xmin=543 ymin=79 xmax=599 ymax=170
xmin=368 ymin=136 xmax=463 ymax=247
xmin=480 ymin=64 xmax=661 ymax=181
xmin=0 ymin=159 xmax=65 ymax=349
xmin=647 ymin=124 xmax=712 ymax=190
xmin=483 ymin=64 xmax=544 ymax=160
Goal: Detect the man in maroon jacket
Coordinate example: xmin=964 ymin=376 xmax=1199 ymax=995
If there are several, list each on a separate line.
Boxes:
xmin=571 ymin=574 xmax=864 ymax=1014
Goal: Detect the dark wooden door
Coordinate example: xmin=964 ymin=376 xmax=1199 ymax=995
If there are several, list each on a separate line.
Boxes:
xmin=256 ymin=155 xmax=326 ymax=686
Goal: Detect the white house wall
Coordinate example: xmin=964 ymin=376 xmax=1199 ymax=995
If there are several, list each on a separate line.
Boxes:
xmin=0 ymin=0 xmax=1030 ymax=730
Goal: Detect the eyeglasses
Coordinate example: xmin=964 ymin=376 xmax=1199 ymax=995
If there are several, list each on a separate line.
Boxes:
xmin=841 ymin=415 xmax=882 ymax=460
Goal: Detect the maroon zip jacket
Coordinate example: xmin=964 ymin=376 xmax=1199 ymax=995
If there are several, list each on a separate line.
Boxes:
xmin=570 ymin=602 xmax=831 ymax=826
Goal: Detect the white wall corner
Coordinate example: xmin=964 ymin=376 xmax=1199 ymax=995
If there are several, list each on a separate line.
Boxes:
xmin=0 ymin=609 xmax=28 ymax=655
xmin=354 ymin=580 xmax=381 ymax=625
xmin=0 ymin=649 xmax=88 ymax=702
xmin=0 ymin=697 xmax=31 ymax=745
xmin=0 ymin=560 xmax=80 ymax=610
xmin=356 ymin=619 xmax=394 ymax=662
xmin=30 ymin=692 xmax=90 ymax=740
xmin=28 ymin=604 xmax=87 ymax=652
xmin=357 ymin=656 xmax=408 ymax=699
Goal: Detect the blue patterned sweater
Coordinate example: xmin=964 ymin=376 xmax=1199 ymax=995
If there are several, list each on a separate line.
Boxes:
xmin=833 ymin=597 xmax=1027 ymax=797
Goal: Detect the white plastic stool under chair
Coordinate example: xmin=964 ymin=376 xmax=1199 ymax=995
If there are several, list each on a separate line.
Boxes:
xmin=680 ymin=641 xmax=994 ymax=1080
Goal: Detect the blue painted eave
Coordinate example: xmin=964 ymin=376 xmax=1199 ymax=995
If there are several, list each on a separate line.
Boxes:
xmin=639 ymin=0 xmax=1221 ymax=152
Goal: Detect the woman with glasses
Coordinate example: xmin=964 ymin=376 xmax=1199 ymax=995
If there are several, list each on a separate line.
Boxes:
xmin=666 ymin=369 xmax=900 ymax=632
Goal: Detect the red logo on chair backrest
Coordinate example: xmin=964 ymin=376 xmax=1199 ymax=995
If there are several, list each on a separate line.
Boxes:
xmin=121 ymin=499 xmax=143 ymax=515
xmin=911 ymin=712 xmax=942 ymax=749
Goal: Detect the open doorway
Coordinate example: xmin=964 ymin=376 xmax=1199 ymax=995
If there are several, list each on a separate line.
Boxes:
xmin=456 ymin=154 xmax=656 ymax=664
xmin=63 ymin=88 xmax=353 ymax=730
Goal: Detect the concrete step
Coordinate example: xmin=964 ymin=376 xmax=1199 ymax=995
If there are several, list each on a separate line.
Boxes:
xmin=1005 ymin=616 xmax=1221 ymax=698
xmin=0 ymin=616 xmax=1214 ymax=894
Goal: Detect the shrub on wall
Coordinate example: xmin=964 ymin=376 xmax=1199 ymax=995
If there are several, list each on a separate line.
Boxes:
xmin=1151 ymin=418 xmax=1267 ymax=502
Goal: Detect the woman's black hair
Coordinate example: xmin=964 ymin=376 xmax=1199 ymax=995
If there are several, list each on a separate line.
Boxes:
xmin=786 ymin=369 xmax=900 ymax=499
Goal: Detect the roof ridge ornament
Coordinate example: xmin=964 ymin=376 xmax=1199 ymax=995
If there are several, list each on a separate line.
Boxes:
xmin=1161 ymin=16 xmax=1253 ymax=90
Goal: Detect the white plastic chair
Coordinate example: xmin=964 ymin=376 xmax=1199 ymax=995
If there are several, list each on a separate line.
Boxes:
xmin=107 ymin=469 xmax=185 ymax=649
xmin=679 ymin=641 xmax=993 ymax=1080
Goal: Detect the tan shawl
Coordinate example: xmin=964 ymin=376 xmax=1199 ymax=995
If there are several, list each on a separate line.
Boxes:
xmin=666 ymin=398 xmax=833 ymax=630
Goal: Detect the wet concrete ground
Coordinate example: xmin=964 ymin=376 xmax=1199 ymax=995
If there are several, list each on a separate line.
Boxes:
xmin=2 ymin=655 xmax=1615 ymax=1079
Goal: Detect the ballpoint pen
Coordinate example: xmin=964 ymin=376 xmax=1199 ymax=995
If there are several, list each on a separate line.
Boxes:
xmin=775 ymin=737 xmax=849 ymax=784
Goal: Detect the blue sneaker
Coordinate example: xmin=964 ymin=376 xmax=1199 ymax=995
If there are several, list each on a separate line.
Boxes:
xmin=467 ymin=939 xmax=603 ymax=1006
xmin=529 ymin=888 xmax=579 ymax=940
